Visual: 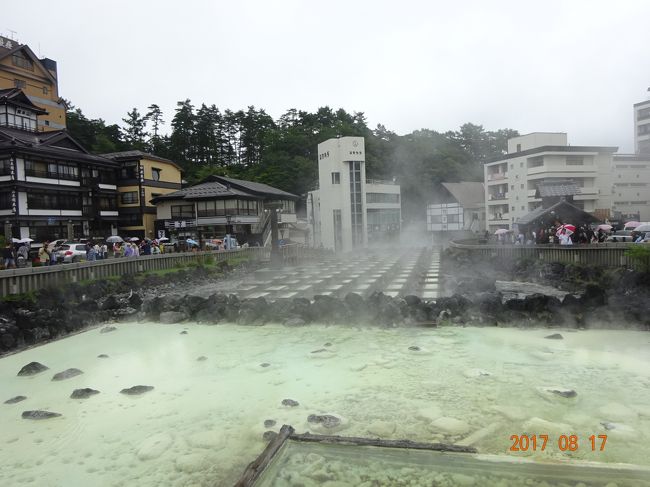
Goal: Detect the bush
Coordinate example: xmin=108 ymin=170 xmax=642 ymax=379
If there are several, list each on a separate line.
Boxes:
xmin=625 ymin=245 xmax=650 ymax=273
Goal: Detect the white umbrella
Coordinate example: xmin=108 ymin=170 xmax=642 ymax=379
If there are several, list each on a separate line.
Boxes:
xmin=634 ymin=224 xmax=650 ymax=232
xmin=11 ymin=238 xmax=21 ymax=243
xmin=129 ymin=237 xmax=140 ymax=242
xmin=157 ymin=237 xmax=169 ymax=242
xmin=494 ymin=229 xmax=509 ymax=235
xmin=596 ymin=224 xmax=612 ymax=232
xmin=18 ymin=237 xmax=34 ymax=243
xmin=106 ymin=236 xmax=124 ymax=243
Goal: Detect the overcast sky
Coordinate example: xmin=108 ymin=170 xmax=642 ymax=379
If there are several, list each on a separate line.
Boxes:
xmin=6 ymin=0 xmax=650 ymax=151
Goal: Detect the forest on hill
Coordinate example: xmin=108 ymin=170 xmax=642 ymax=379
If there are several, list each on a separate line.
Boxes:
xmin=65 ymin=100 xmax=518 ymax=220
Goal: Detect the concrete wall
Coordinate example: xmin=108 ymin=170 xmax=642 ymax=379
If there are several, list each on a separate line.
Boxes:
xmin=507 ymin=133 xmax=567 ymax=153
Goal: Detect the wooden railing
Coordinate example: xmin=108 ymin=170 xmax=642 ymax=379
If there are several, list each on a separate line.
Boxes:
xmin=448 ymin=239 xmax=636 ymax=267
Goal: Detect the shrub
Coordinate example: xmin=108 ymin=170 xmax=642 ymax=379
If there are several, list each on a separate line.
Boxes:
xmin=624 ymin=245 xmax=650 ymax=273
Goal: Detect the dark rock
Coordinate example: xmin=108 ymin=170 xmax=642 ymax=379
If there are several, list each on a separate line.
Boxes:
xmin=311 ymin=348 xmax=327 ymax=354
xmin=70 ymin=388 xmax=100 ymax=399
xmin=196 ymin=356 xmax=207 ymax=361
xmin=408 ymin=346 xmax=421 ymax=351
xmin=550 ymin=388 xmax=577 ymax=398
xmin=264 ymin=419 xmax=276 ymax=428
xmin=262 ymin=430 xmax=277 ymax=441
xmin=22 ymin=410 xmax=62 ymax=420
xmin=259 ymin=363 xmax=271 ymax=368
xmin=238 ymin=297 xmax=269 ymax=324
xmin=99 ymin=295 xmax=121 ymax=311
xmin=97 ymin=354 xmax=109 ymax=359
xmin=403 ymin=295 xmax=422 ymax=307
xmin=128 ymin=293 xmax=143 ymax=309
xmin=159 ymin=311 xmax=188 ymax=324
xmin=52 ymin=368 xmax=84 ymax=381
xmin=183 ymin=295 xmax=208 ymax=316
xmin=4 ymin=395 xmax=27 ymax=404
xmin=545 ymin=333 xmax=564 ymax=340
xmin=17 ymin=361 xmax=49 ymax=376
xmin=120 ymin=385 xmax=154 ymax=395
xmin=323 ymin=342 xmax=332 ymax=347
xmin=581 ymin=283 xmax=607 ymax=307
xmin=307 ymin=414 xmax=341 ymax=429
xmin=180 ymin=330 xmax=188 ymax=335
xmin=100 ymin=326 xmax=117 ymax=334
xmin=1 ymin=332 xmax=16 ymax=348
xmin=282 ymin=399 xmax=299 ymax=407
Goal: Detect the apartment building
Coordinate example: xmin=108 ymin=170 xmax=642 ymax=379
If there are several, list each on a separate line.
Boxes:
xmin=0 ymin=35 xmax=66 ymax=131
xmin=612 ymin=153 xmax=650 ymax=221
xmin=307 ymin=137 xmax=401 ymax=251
xmin=484 ymin=133 xmax=617 ymax=231
xmin=0 ymin=88 xmax=119 ymax=240
xmin=101 ymin=151 xmax=183 ymax=239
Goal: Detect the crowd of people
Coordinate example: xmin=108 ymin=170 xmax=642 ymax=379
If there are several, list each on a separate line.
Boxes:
xmin=489 ymin=223 xmax=648 ymax=246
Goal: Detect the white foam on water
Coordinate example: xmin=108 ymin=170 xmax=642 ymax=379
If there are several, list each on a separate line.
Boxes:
xmin=1 ymin=324 xmax=650 ymax=486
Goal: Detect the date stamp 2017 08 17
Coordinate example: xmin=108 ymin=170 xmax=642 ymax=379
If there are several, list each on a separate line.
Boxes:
xmin=509 ymin=434 xmax=608 ymax=452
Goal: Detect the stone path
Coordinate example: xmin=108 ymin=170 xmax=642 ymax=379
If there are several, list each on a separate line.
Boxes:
xmin=232 ymin=247 xmax=440 ymax=300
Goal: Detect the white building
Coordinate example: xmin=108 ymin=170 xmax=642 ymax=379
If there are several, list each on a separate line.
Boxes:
xmin=307 ymin=136 xmax=401 ymax=252
xmin=484 ymin=133 xmax=617 ymax=231
xmin=634 ymin=95 xmax=650 ymax=155
xmin=426 ymin=182 xmax=485 ymax=233
xmin=612 ymin=154 xmax=650 ymax=221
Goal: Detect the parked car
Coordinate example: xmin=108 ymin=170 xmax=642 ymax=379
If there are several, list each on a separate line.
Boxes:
xmin=56 ymin=243 xmax=87 ymax=263
xmin=606 ymin=230 xmax=635 ymax=242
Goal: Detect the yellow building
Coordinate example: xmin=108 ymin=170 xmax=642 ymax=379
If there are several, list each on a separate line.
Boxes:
xmin=102 ymin=150 xmax=183 ymax=239
xmin=0 ymin=35 xmax=66 ymax=131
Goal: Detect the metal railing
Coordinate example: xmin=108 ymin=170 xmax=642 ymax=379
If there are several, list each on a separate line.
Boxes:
xmin=449 ymin=239 xmax=636 ymax=268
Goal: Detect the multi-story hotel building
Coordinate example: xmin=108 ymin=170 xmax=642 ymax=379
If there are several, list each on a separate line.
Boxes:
xmin=484 ymin=133 xmax=617 ymax=231
xmin=634 ymin=93 xmax=650 ymax=155
xmin=307 ymin=137 xmax=401 ymax=251
xmin=102 ymin=151 xmax=183 ymax=240
xmin=0 ymin=88 xmax=119 ymax=240
xmin=0 ymin=35 xmax=66 ymax=132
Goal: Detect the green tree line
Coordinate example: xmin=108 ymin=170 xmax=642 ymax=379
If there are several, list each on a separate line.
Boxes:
xmin=64 ymin=100 xmax=518 ymax=221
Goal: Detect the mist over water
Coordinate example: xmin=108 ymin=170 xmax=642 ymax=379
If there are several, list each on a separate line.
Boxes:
xmin=2 ymin=322 xmax=650 ymax=486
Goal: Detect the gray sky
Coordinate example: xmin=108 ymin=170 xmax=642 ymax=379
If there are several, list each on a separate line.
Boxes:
xmin=6 ymin=0 xmax=650 ymax=151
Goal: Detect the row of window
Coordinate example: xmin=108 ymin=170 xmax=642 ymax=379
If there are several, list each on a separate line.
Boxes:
xmin=637 ymin=124 xmax=650 ymax=136
xmin=366 ymin=192 xmax=400 ymax=204
xmin=638 ymin=107 xmax=650 ymax=122
xmin=27 ymin=192 xmax=82 ymax=210
xmin=197 ymin=199 xmax=258 ymax=217
xmin=25 ymin=160 xmax=79 ymax=180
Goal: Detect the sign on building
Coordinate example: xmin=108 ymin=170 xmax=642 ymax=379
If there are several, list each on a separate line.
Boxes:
xmin=426 ymin=202 xmax=464 ymax=232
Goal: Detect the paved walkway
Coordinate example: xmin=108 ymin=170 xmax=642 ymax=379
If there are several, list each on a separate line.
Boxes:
xmin=232 ymin=247 xmax=440 ymax=300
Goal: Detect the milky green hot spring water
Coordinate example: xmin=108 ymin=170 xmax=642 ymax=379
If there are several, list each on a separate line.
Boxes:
xmin=1 ymin=323 xmax=650 ymax=486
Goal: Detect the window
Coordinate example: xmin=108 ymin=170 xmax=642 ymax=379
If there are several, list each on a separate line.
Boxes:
xmin=0 ymin=158 xmax=11 ymax=176
xmin=171 ymin=204 xmax=194 ymax=219
xmin=120 ymin=191 xmax=139 ymax=204
xmin=98 ymin=196 xmax=118 ymax=210
xmin=331 ymin=172 xmax=340 ymax=184
xmin=119 ymin=214 xmax=141 ymax=226
xmin=27 ymin=192 xmax=81 ymax=210
xmin=510 ymin=184 xmax=514 ymax=190
xmin=0 ymin=191 xmax=11 ymax=209
xmin=151 ymin=168 xmax=161 ymax=181
xmin=520 ymin=184 xmax=524 ymax=189
xmin=12 ymin=52 xmax=33 ymax=70
xmin=638 ymin=124 xmax=650 ymax=136
xmin=528 ymin=156 xmax=543 ymax=168
xmin=511 ymin=206 xmax=515 ymax=211
xmin=521 ymin=206 xmax=525 ymax=210
xmin=42 ymin=86 xmax=49 ymax=95
xmin=638 ymin=107 xmax=650 ymax=121
xmin=57 ymin=163 xmax=79 ymax=180
xmin=520 ymin=162 xmax=523 ymax=167
xmin=366 ymin=193 xmax=400 ymax=204
xmin=120 ymin=165 xmax=137 ymax=179
xmin=566 ymin=155 xmax=584 ymax=165
xmin=14 ymin=79 xmax=26 ymax=89
xmin=516 ymin=144 xmax=521 ymax=152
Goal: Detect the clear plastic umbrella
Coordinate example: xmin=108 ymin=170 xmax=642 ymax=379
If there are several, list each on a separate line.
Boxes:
xmin=106 ymin=236 xmax=124 ymax=243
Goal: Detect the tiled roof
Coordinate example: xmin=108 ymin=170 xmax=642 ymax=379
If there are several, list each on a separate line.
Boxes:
xmin=518 ymin=200 xmax=598 ymax=225
xmin=441 ymin=181 xmax=484 ymax=208
xmin=213 ymin=176 xmax=298 ymax=199
xmin=101 ymin=150 xmax=182 ymax=170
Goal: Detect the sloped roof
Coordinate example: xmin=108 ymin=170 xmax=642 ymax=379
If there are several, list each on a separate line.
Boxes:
xmin=518 ymin=200 xmax=598 ymax=226
xmin=210 ymin=176 xmax=298 ymax=199
xmin=536 ymin=179 xmax=580 ymax=198
xmin=441 ymin=181 xmax=485 ymax=208
xmin=0 ymin=42 xmax=58 ymax=86
xmin=101 ymin=150 xmax=183 ymax=171
xmin=0 ymin=88 xmax=48 ymax=114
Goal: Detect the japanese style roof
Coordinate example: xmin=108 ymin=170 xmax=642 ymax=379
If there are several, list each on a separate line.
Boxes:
xmin=517 ymin=200 xmax=598 ymax=226
xmin=151 ymin=175 xmax=298 ymax=203
xmin=535 ymin=179 xmax=580 ymax=198
xmin=441 ymin=181 xmax=485 ymax=208
xmin=0 ymin=126 xmax=117 ymax=166
xmin=0 ymin=88 xmax=48 ymax=114
xmin=101 ymin=150 xmax=183 ymax=171
xmin=0 ymin=42 xmax=58 ymax=86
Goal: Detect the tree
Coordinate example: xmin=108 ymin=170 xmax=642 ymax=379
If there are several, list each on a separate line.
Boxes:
xmin=145 ymin=104 xmax=165 ymax=153
xmin=121 ymin=108 xmax=148 ymax=150
xmin=169 ymin=99 xmax=196 ymax=170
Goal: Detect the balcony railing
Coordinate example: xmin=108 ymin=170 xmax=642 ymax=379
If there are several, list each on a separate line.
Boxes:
xmin=366 ymin=178 xmax=398 ymax=186
xmin=487 ymin=173 xmax=507 ymax=181
xmin=487 ymin=194 xmax=508 ymax=201
xmin=25 ymin=168 xmax=79 ymax=181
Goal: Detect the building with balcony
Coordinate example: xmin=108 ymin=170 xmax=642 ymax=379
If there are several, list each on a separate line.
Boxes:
xmin=307 ymin=137 xmax=401 ymax=251
xmin=0 ymin=35 xmax=66 ymax=131
xmin=0 ymin=88 xmax=119 ymax=240
xmin=611 ymin=153 xmax=650 ymax=221
xmin=101 ymin=151 xmax=183 ymax=240
xmin=634 ymin=93 xmax=650 ymax=155
xmin=151 ymin=175 xmax=298 ymax=245
xmin=484 ymin=132 xmax=618 ymax=231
